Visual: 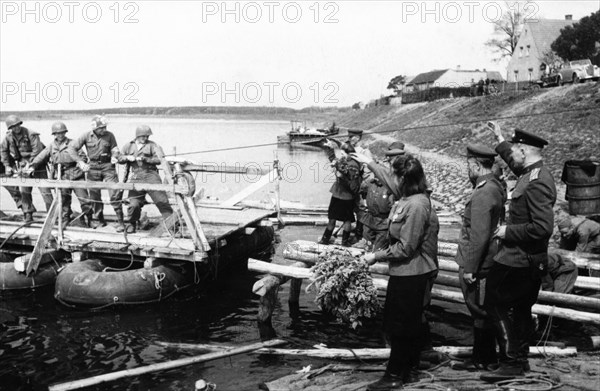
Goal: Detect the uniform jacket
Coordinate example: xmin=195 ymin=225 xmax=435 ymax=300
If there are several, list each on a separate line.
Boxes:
xmin=455 ymin=173 xmax=506 ymax=275
xmin=373 ymin=193 xmax=439 ymax=277
xmin=1 ymin=127 xmax=45 ymax=168
xmin=495 ymin=141 xmax=556 ymax=268
xmin=70 ymin=130 xmax=119 ymax=163
xmin=32 ymin=138 xmax=82 ymax=167
xmin=323 ymin=144 xmax=362 ymax=200
xmin=359 ymin=178 xmax=393 ymax=230
xmin=119 ymin=140 xmax=165 ymax=175
xmin=562 ymin=216 xmax=600 ymax=253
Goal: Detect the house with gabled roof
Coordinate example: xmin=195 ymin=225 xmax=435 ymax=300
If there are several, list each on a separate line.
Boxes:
xmin=506 ymin=16 xmax=576 ymax=82
xmin=403 ymin=68 xmax=504 ymax=93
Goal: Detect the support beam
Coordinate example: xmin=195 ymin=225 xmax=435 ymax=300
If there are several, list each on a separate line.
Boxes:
xmin=27 ymin=198 xmax=59 ymax=275
xmin=1 ymin=177 xmax=188 ymax=194
xmin=219 ymin=169 xmax=278 ymax=207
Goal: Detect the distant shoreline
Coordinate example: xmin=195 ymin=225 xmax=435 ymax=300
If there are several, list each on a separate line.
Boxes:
xmin=0 ymin=106 xmax=350 ymax=123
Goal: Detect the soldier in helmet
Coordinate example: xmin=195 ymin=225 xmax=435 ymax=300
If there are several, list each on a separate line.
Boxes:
xmin=69 ymin=115 xmax=125 ymax=232
xmin=29 ymin=122 xmax=93 ymax=228
xmin=118 ymin=125 xmax=173 ymax=233
xmin=1 ymin=115 xmax=54 ymax=222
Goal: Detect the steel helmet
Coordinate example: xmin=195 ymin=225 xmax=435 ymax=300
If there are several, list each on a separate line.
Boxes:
xmin=91 ymin=115 xmax=108 ymax=130
xmin=135 ymin=125 xmax=153 ymax=138
xmin=5 ymin=115 xmax=23 ymax=130
xmin=51 ymin=122 xmax=68 ymax=134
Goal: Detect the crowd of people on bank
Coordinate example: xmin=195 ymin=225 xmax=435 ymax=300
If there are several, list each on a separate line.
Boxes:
xmin=316 ymin=123 xmax=596 ymax=390
xmin=1 ymin=115 xmax=173 ymax=233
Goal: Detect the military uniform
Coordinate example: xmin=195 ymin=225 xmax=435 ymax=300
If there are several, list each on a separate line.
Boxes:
xmin=31 ymin=137 xmax=92 ymax=224
xmin=70 ymin=128 xmax=123 ymax=223
xmin=485 ymin=130 xmax=556 ymax=376
xmin=0 ymin=126 xmax=53 ymax=214
xmin=559 ymin=216 xmax=600 ymax=254
xmin=119 ymin=138 xmax=173 ymax=229
xmin=455 ymin=144 xmax=507 ymax=369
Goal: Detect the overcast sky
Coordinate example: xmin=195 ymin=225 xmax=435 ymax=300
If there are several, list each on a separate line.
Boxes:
xmin=1 ymin=0 xmax=598 ymax=111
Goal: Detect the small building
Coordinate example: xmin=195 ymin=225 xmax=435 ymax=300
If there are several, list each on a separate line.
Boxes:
xmin=506 ymin=16 xmax=576 ymax=83
xmin=403 ymin=68 xmax=503 ymax=93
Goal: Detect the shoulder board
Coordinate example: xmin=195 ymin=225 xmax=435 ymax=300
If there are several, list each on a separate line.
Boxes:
xmin=475 ymin=179 xmax=487 ymax=189
xmin=530 ymin=168 xmax=540 ymax=181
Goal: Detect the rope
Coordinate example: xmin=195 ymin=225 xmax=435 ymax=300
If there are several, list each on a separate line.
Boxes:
xmin=154 ymin=271 xmax=166 ymax=290
xmin=162 ymin=105 xmax=599 ymax=157
xmin=493 ymin=375 xmax=560 ymax=391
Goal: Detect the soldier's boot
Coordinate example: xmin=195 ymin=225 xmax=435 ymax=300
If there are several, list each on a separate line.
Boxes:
xmin=23 ymin=212 xmax=34 ymax=223
xmin=341 ymin=230 xmax=351 ymax=247
xmin=126 ymin=222 xmax=137 ymax=234
xmin=115 ymin=210 xmax=126 ymax=233
xmin=318 ymin=228 xmax=333 ymax=245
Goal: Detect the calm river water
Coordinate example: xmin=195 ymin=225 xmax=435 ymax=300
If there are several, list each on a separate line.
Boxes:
xmin=0 ymin=117 xmax=592 ymax=391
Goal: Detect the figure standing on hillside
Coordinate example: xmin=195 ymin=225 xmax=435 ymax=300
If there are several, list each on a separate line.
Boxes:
xmin=353 ymin=152 xmax=439 ymax=389
xmin=29 ymin=122 xmax=92 ymax=228
xmin=358 ymin=141 xmax=406 ymax=251
xmin=481 ymin=122 xmax=556 ymax=382
xmin=452 ymin=143 xmax=506 ymax=371
xmin=69 ymin=115 xmax=126 ymax=232
xmin=318 ymin=129 xmax=363 ymax=247
xmin=119 ymin=125 xmax=173 ymax=233
xmin=557 ymin=215 xmax=600 ymax=254
xmin=1 ymin=115 xmax=53 ymax=222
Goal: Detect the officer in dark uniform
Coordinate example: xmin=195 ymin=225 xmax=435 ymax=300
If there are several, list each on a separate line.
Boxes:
xmin=481 ymin=123 xmax=556 ymax=382
xmin=453 ymin=143 xmax=506 ymax=371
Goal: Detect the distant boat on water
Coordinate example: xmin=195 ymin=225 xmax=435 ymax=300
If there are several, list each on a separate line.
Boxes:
xmin=277 ymin=120 xmax=340 ymax=149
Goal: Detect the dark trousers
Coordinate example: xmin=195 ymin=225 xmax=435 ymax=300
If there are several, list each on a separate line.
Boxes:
xmin=459 ymin=267 xmax=497 ymax=364
xmin=6 ymin=169 xmax=53 ymax=213
xmin=485 ymin=262 xmax=540 ymax=368
xmin=127 ymin=170 xmax=173 ymax=223
xmin=87 ymin=162 xmax=123 ymax=218
xmin=384 ymin=272 xmax=433 ymax=376
xmin=58 ymin=166 xmax=92 ymax=220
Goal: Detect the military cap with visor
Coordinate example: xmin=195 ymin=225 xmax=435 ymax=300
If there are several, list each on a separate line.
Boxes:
xmin=347 ymin=129 xmax=363 ymax=137
xmin=385 ymin=141 xmax=406 ymax=156
xmin=510 ymin=128 xmax=548 ymax=148
xmin=466 ymin=143 xmax=497 ymax=159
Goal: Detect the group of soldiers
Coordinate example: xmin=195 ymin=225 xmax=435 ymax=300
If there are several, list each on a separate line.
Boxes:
xmin=1 ymin=115 xmax=173 ymax=233
xmin=322 ymin=123 xmax=562 ymax=385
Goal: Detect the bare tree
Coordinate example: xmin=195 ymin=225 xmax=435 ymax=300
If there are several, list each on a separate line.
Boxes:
xmin=485 ymin=1 xmax=527 ymax=62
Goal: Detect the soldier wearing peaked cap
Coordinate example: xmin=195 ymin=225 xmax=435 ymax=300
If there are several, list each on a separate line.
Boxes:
xmin=118 ymin=125 xmax=173 ymax=233
xmin=481 ymin=123 xmax=556 ymax=382
xmin=69 ymin=115 xmax=125 ymax=231
xmin=453 ymin=143 xmax=506 ymax=371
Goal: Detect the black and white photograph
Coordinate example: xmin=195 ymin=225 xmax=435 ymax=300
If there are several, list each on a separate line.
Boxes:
xmin=1 ymin=1 xmax=599 ymax=390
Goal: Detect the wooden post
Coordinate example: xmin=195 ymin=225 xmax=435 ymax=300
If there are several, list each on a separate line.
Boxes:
xmin=273 ymin=156 xmax=284 ymax=227
xmin=26 ymin=198 xmax=59 ymax=276
xmin=56 ymin=164 xmax=63 ymax=246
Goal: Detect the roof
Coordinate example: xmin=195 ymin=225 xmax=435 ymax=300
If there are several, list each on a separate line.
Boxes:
xmin=525 ymin=19 xmax=576 ymax=55
xmin=486 ymin=71 xmax=504 ymax=81
xmin=407 ymin=69 xmax=449 ymax=85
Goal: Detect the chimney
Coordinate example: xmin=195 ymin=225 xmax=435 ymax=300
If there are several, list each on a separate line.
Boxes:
xmin=565 ymin=14 xmax=573 ymax=20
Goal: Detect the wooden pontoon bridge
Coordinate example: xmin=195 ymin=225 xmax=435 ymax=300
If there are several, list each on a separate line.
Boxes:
xmin=0 ymin=158 xmax=282 ymax=276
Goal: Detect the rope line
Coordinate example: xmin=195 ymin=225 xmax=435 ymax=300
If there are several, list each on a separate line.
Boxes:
xmin=162 ymin=105 xmax=598 ymax=157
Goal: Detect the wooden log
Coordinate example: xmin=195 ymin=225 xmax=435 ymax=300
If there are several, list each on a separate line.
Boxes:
xmin=27 ymin=198 xmax=59 ymax=275
xmin=1 ymin=177 xmax=187 ymax=194
xmin=47 ymin=339 xmax=286 ymax=391
xmin=14 ymin=249 xmax=67 ymax=273
xmin=254 ymin=345 xmax=577 ymax=360
xmin=249 ymin=259 xmax=600 ymax=324
xmin=155 ymin=341 xmax=230 ymax=352
xmin=176 ymin=163 xmax=270 ymax=176
xmin=283 ymin=248 xmax=600 ymax=292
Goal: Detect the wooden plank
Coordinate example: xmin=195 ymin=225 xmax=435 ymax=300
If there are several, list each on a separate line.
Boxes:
xmin=48 ymin=339 xmax=286 ymax=391
xmin=176 ymin=163 xmax=270 ymax=175
xmin=1 ymin=177 xmax=186 ymax=194
xmin=185 ymin=196 xmax=210 ymax=251
xmin=219 ymin=169 xmax=278 ymax=207
xmin=26 ymin=198 xmax=59 ymax=276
